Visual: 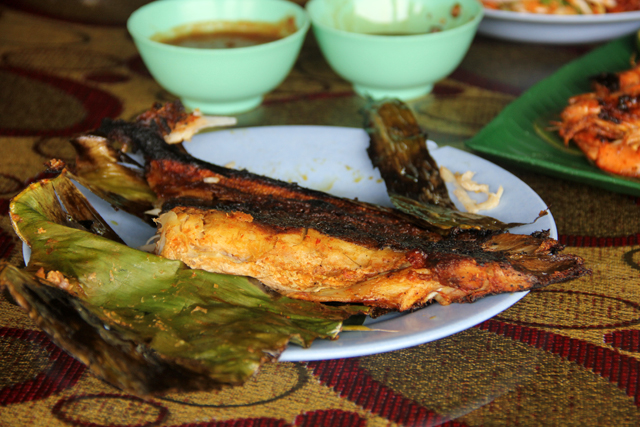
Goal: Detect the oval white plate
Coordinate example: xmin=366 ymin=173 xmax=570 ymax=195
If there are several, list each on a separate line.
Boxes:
xmin=25 ymin=126 xmax=556 ymax=361
xmin=182 ymin=126 xmax=557 ymax=361
xmin=479 ymin=8 xmax=640 ymax=44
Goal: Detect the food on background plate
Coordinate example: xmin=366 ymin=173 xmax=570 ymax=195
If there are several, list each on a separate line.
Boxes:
xmin=556 ymin=62 xmax=640 ymax=178
xmin=481 ymin=0 xmax=640 ymax=14
xmin=0 ymin=100 xmax=590 ymax=395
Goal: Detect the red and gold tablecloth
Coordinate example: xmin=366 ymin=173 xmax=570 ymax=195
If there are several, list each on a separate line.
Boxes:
xmin=1 ymin=2 xmax=640 ymax=426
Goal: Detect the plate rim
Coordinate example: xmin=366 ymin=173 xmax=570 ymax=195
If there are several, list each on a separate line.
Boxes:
xmin=482 ymin=7 xmax=640 ymax=23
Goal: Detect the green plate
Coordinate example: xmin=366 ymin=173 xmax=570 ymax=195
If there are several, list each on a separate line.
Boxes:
xmin=465 ymin=34 xmax=640 ymax=196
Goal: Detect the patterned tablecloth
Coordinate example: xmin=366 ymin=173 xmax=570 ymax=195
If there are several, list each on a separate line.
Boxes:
xmin=1 ymin=2 xmax=640 ymax=426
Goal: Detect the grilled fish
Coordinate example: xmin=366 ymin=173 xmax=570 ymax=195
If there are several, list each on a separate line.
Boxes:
xmin=85 ymin=101 xmax=590 ymax=313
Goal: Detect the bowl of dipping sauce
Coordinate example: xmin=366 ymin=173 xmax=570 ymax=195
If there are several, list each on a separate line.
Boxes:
xmin=306 ymin=0 xmax=482 ymax=100
xmin=127 ymin=0 xmax=309 ymax=114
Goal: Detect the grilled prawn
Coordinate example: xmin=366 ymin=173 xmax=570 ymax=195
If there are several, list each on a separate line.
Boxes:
xmin=557 ymin=63 xmax=640 ymax=177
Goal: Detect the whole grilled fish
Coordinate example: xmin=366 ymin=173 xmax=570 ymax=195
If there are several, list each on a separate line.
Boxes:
xmin=79 ymin=101 xmax=590 ymax=313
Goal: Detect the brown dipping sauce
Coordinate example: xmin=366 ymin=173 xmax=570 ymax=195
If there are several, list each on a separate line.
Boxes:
xmin=368 ymin=28 xmax=442 ymax=36
xmin=154 ymin=17 xmax=297 ymax=49
xmin=162 ymin=31 xmax=282 ymax=49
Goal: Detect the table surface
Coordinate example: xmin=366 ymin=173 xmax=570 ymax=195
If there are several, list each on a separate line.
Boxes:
xmin=1 ymin=2 xmax=640 ymax=426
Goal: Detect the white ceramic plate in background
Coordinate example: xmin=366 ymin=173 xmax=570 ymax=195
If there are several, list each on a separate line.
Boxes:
xmin=478 ymin=8 xmax=640 ymax=44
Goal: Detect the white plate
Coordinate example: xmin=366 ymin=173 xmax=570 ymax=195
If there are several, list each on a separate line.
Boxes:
xmin=479 ymin=8 xmax=640 ymax=44
xmin=27 ymin=126 xmax=555 ymax=361
xmin=182 ymin=125 xmax=557 ymax=361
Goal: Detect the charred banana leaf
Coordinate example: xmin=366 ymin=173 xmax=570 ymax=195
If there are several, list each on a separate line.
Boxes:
xmin=2 ymin=171 xmax=366 ymax=395
xmin=365 ymin=98 xmax=454 ymax=209
xmin=364 ymin=99 xmax=533 ymax=232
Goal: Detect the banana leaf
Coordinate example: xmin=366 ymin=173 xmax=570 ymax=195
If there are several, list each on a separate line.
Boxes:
xmin=389 ymin=194 xmax=547 ymax=232
xmin=364 ymin=99 xmax=532 ymax=232
xmin=1 ymin=171 xmax=366 ymax=395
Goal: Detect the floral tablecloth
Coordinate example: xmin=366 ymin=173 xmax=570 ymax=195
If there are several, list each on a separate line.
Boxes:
xmin=1 ymin=3 xmax=639 ymax=426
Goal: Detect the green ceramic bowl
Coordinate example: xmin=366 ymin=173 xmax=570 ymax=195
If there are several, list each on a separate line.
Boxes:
xmin=306 ymin=0 xmax=483 ymax=100
xmin=127 ymin=0 xmax=309 ymax=114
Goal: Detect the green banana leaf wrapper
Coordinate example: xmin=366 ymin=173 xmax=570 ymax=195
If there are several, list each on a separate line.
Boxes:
xmin=1 ymin=171 xmax=367 ymax=395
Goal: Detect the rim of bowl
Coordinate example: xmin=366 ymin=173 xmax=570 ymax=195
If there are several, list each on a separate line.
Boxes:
xmin=483 ymin=7 xmax=640 ymax=23
xmin=305 ymin=0 xmax=484 ymax=40
xmin=127 ymin=0 xmax=311 ymax=54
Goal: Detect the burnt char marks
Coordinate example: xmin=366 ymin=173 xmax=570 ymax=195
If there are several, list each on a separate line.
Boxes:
xmin=591 ymin=72 xmax=620 ymax=92
xmin=598 ymin=109 xmax=622 ymax=124
xmin=163 ymin=196 xmax=430 ymax=251
xmin=98 ymin=118 xmax=352 ymax=205
xmin=98 ymin=118 xmax=211 ymax=169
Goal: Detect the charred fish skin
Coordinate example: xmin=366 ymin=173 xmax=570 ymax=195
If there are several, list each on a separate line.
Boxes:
xmin=96 ymin=115 xmax=452 ymax=249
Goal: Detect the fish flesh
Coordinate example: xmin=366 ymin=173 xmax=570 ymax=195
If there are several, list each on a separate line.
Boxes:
xmin=88 ymin=101 xmax=590 ymax=313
